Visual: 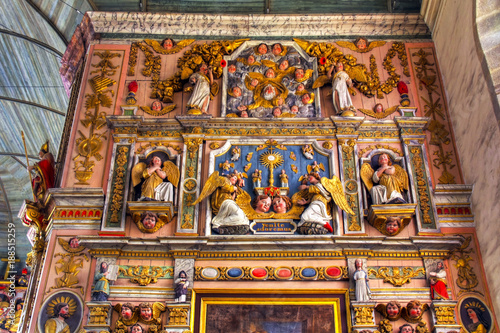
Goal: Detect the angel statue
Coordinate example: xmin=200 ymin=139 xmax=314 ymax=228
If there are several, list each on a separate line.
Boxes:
xmin=297 ymin=172 xmax=354 ymax=234
xmin=131 ymin=155 xmax=180 ymax=202
xmin=191 ymin=171 xmax=250 ymax=234
xmin=361 ymin=153 xmax=409 ymax=205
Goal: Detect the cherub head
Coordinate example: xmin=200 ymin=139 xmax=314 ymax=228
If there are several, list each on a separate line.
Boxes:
xmin=386 ymin=301 xmax=401 ymax=318
xmin=151 ymin=100 xmax=162 ymax=111
xmin=68 ymin=237 xmax=79 ymax=248
xmin=279 ymin=59 xmax=289 ymax=71
xmin=406 ymin=300 xmax=423 ymax=319
xmin=232 ymin=86 xmax=242 ymax=97
xmin=162 ymin=38 xmax=174 ymax=50
xmin=121 ymin=303 xmax=134 ymax=320
xmin=385 ymin=216 xmax=401 ymax=235
xmin=265 ymin=68 xmax=276 ymax=78
xmin=291 ymin=105 xmax=299 ymax=114
xmin=355 ymin=37 xmax=368 ymax=50
xmin=139 ymin=303 xmax=153 ymax=321
xmin=228 ymin=64 xmax=237 ymax=74
xmin=130 ymin=324 xmax=144 ymax=333
xmin=272 ymin=195 xmax=292 ymax=214
xmin=252 ymin=195 xmax=272 ymax=213
xmin=199 ymin=63 xmax=209 ymax=75
xmin=273 ymin=107 xmax=282 ymax=117
xmin=399 ymin=324 xmax=414 ymax=333
xmin=374 ymin=103 xmax=383 ymax=113
xmin=247 ymin=54 xmax=256 ymax=64
xmin=294 ymin=68 xmax=305 ymax=80
xmin=257 ymin=43 xmax=268 ymax=55
xmin=272 ymin=43 xmax=283 ymax=56
xmin=335 ymin=62 xmax=344 ymax=72
xmin=301 ymin=93 xmax=312 ymax=105
xmin=141 ymin=212 xmax=158 ymax=230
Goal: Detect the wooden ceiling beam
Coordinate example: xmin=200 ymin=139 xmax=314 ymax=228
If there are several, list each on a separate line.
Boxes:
xmin=0 ymin=28 xmax=63 ymax=58
xmin=0 ymin=96 xmax=66 ymax=116
xmin=24 ymin=0 xmax=69 ymax=45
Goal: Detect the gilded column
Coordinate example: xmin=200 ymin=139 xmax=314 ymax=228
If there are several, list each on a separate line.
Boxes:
xmin=334 ymin=117 xmax=364 ymax=234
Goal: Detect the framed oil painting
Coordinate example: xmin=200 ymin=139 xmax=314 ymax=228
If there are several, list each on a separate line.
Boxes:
xmin=192 ymin=290 xmax=349 ymax=333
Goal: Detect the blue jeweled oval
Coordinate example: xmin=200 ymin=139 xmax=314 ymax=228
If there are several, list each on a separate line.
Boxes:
xmin=301 ymin=268 xmax=317 ymax=278
xmin=227 ymin=267 xmax=243 ymax=278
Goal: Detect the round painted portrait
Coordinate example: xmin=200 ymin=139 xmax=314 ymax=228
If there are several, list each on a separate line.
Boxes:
xmin=38 ymin=291 xmax=83 ymax=333
xmin=458 ymin=296 xmax=493 ymax=333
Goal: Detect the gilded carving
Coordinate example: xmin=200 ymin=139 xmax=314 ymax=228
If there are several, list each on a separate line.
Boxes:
xmin=205 ymin=127 xmax=335 ymax=136
xmin=409 ymin=147 xmax=435 ymax=227
xmin=74 ymin=50 xmax=120 ymax=184
xmin=368 ymin=266 xmax=425 ymax=286
xmin=88 ymin=303 xmax=109 ymax=325
xmin=107 ymin=146 xmax=129 ymax=225
xmin=209 ymin=142 xmax=220 ymax=150
xmin=136 ymin=142 xmax=182 ymax=154
xmin=131 ymin=211 xmax=172 ymax=233
xmin=118 ymin=266 xmax=173 ymax=286
xmin=451 ymin=236 xmax=479 ymax=295
xmin=353 ymin=305 xmax=374 ymax=326
xmin=358 ymin=105 xmax=399 ymax=119
xmin=377 ymin=319 xmax=393 ymax=333
xmin=181 ymin=213 xmax=193 ymax=229
xmin=433 ymin=306 xmax=456 ymax=325
xmin=114 ymin=127 xmax=137 ymax=135
xmin=184 ymin=138 xmax=203 ymax=159
xmin=359 ymin=131 xmax=399 ymax=139
xmin=139 ymin=130 xmax=183 ymax=138
xmin=322 ymin=141 xmax=333 ymax=149
xmin=48 ymin=238 xmax=89 ymax=294
xmin=336 ymin=38 xmax=386 ymax=53
xmin=140 ymin=104 xmax=177 ymax=116
xmin=168 ymin=307 xmax=189 ymax=326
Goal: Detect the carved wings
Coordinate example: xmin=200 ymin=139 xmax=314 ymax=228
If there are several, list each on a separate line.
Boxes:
xmin=360 ymin=162 xmax=375 ymax=192
xmin=321 ymin=176 xmax=355 ymax=215
xmin=131 ymin=162 xmax=147 ymax=187
xmin=401 ymin=303 xmax=429 ymax=323
xmin=140 ymin=104 xmax=177 ymax=116
xmin=394 ymin=164 xmax=409 ymax=191
xmin=191 ymin=171 xmax=228 ymax=206
xmin=221 ymin=39 xmax=250 ymax=54
xmin=375 ymin=303 xmax=402 ymax=321
xmin=358 ymin=105 xmax=399 ymax=119
xmin=112 ymin=303 xmax=140 ymax=325
xmin=151 ymin=302 xmax=166 ymax=319
xmin=144 ymin=39 xmax=196 ymax=54
xmin=312 ymin=75 xmax=330 ymax=89
xmin=336 ymin=40 xmax=386 ymax=53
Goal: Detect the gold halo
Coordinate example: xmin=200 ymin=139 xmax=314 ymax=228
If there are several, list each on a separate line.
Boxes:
xmin=46 ymin=296 xmax=77 ymax=317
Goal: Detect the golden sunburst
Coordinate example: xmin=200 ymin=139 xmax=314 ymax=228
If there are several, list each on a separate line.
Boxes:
xmin=47 ymin=296 xmax=77 ymax=317
xmin=259 ymin=151 xmax=284 ymax=169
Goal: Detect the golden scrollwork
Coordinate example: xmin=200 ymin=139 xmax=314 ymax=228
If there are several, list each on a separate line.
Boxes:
xmin=49 ymin=244 xmax=89 ymax=294
xmin=181 ymin=213 xmax=193 ymax=229
xmin=322 ymin=141 xmax=333 ymax=149
xmin=359 ymin=131 xmax=399 ymax=139
xmin=209 ymin=142 xmax=220 ymax=150
xmin=410 ymin=147 xmax=434 ymax=226
xmin=433 ymin=306 xmax=456 ymax=325
xmin=108 ymin=146 xmax=129 ymax=224
xmin=168 ymin=307 xmax=189 ymax=326
xmin=354 ymin=305 xmax=374 ymax=326
xmin=368 ymin=266 xmax=425 ymax=286
xmin=416 ymin=321 xmax=430 ymax=333
xmin=127 ymin=42 xmax=138 ymax=76
xmin=451 ymin=236 xmax=479 ymax=295
xmin=139 ymin=130 xmax=183 ymax=138
xmin=88 ymin=303 xmax=109 ymax=325
xmin=118 ymin=266 xmax=173 ymax=286
xmin=377 ymin=319 xmax=393 ymax=333
xmin=74 ymin=50 xmax=120 ymax=184
xmin=114 ymin=127 xmax=137 ymax=135
xmin=358 ymin=145 xmax=402 ymax=158
xmin=205 ymin=127 xmax=336 ymax=136
xmin=140 ymin=104 xmax=176 ymax=116
xmin=184 ymin=138 xmax=203 ymax=159
xmin=187 ymin=166 xmax=195 ymax=178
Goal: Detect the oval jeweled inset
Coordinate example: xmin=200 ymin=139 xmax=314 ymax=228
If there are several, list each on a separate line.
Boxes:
xmin=275 ymin=267 xmax=293 ymax=279
xmin=325 ymin=266 xmax=342 ymax=279
xmin=300 ymin=267 xmax=317 ymax=279
xmin=251 ymin=267 xmax=268 ymax=279
xmin=227 ymin=267 xmax=243 ymax=279
xmin=201 ymin=267 xmax=219 ymax=280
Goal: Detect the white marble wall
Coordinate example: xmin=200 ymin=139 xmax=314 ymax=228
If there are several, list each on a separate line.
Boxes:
xmin=422 ymin=0 xmax=500 ymax=317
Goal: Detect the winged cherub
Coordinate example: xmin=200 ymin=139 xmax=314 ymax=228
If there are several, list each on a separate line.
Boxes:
xmin=131 ymin=155 xmax=180 ymax=202
xmin=361 ymin=153 xmax=409 ymax=205
xmin=297 ymin=172 xmax=354 ymax=233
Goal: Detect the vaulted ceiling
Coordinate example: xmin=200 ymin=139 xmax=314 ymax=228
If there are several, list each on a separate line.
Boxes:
xmin=0 ymin=0 xmax=422 ymax=273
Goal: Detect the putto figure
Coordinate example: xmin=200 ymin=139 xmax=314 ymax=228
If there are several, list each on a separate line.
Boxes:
xmin=131 ymin=155 xmax=180 ymax=202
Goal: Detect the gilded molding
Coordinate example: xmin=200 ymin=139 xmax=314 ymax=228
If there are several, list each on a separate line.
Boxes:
xmin=87 ymin=303 xmax=110 ymax=326
xmin=433 ymin=306 xmax=456 ymax=325
xmin=359 ymin=130 xmax=399 ymax=139
xmin=368 ymin=266 xmax=425 ymax=286
xmin=118 ymin=266 xmax=174 ymax=286
xmin=136 ymin=142 xmax=182 ymax=154
xmin=139 ymin=129 xmax=183 ymax=138
xmin=205 ymin=127 xmax=336 ymax=136
xmin=339 ymin=140 xmax=361 ymax=232
xmin=168 ymin=307 xmax=189 ymax=326
xmin=53 ymin=208 xmax=102 ymax=220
